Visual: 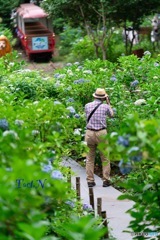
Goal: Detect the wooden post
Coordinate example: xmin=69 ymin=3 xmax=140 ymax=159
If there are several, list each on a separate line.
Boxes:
xmin=97 ymin=198 xmax=102 ymax=216
xmin=76 ymin=177 xmax=80 ymax=200
xmin=101 ymin=211 xmax=109 ymax=238
xmin=89 ymin=187 xmax=94 ymax=210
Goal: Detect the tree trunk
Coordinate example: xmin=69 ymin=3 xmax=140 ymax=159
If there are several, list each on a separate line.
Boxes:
xmin=101 ymin=45 xmax=107 ymax=60
xmin=94 ymin=44 xmax=99 ymax=58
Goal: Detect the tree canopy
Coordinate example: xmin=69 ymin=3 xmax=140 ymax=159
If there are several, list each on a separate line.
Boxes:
xmin=40 ymin=0 xmax=159 ymax=59
xmin=0 ymin=0 xmax=19 ymax=27
xmin=41 ymin=0 xmax=160 ymax=29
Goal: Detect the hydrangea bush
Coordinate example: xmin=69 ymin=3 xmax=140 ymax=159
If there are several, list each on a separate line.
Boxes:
xmin=102 ymin=114 xmax=160 ymax=238
xmin=0 ymin=49 xmax=159 ymax=239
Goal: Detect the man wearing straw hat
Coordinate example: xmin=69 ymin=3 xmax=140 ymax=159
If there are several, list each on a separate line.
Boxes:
xmin=85 ymin=88 xmax=114 ymax=187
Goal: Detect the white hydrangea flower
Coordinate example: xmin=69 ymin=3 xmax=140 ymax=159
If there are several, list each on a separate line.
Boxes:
xmin=32 ymin=130 xmax=40 ymax=136
xmin=144 ymin=51 xmax=151 ymax=55
xmin=81 ymin=141 xmax=87 ymax=146
xmin=54 ymin=100 xmax=61 ymax=105
xmin=3 ymin=130 xmax=19 ymax=139
xmin=67 ymin=69 xmax=72 ymax=74
xmin=44 ymin=120 xmax=50 ymax=124
xmin=74 ymin=62 xmax=80 ymax=65
xmin=66 ymin=63 xmax=72 ymax=67
xmin=99 ymin=68 xmax=106 ymax=72
xmin=154 ymin=62 xmax=159 ymax=67
xmin=83 ymin=70 xmax=92 ymax=74
xmin=43 ymin=77 xmax=50 ymax=81
xmin=110 ymin=132 xmax=118 ymax=137
xmin=67 ymin=69 xmax=74 ymax=76
xmin=33 ymin=101 xmax=39 ymax=105
xmin=74 ymin=128 xmax=81 ymax=135
xmin=15 ymin=119 xmax=24 ymax=126
xmin=134 ymin=99 xmax=146 ymax=105
xmin=9 ymin=62 xmax=15 ymax=66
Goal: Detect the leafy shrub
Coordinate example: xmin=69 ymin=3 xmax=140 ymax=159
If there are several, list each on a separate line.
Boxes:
xmin=58 ymin=25 xmax=83 ymax=56
xmin=0 ymin=44 xmax=160 ymax=239
xmin=67 ymin=36 xmax=97 ymax=62
xmin=103 ymin=113 xmax=160 ymax=237
xmin=0 ymin=97 xmax=105 ymax=239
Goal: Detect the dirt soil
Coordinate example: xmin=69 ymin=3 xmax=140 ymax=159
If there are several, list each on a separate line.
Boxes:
xmin=17 ymin=47 xmax=64 ymax=76
xmin=25 ymin=61 xmax=64 ymax=76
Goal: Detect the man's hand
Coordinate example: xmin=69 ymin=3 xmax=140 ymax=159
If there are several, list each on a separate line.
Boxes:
xmin=106 ymin=96 xmax=110 ymax=105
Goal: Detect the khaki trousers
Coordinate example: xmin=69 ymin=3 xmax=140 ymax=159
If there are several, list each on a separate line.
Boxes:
xmin=85 ymin=129 xmax=110 ymax=182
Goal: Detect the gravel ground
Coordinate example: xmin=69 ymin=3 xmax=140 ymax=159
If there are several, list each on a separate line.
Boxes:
xmin=16 ymin=46 xmax=64 ymax=76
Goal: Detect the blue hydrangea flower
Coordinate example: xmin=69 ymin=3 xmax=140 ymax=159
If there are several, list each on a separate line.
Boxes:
xmin=74 ymin=78 xmax=90 ymax=84
xmin=74 ymin=114 xmax=80 ymax=118
xmin=56 ymin=74 xmax=66 ymax=79
xmin=83 ymin=203 xmax=93 ymax=211
xmin=65 ymin=200 xmax=75 ymax=208
xmin=128 ymin=147 xmax=142 ymax=162
xmin=66 ymin=106 xmax=76 ymax=114
xmin=66 ymin=98 xmax=74 ymax=103
xmin=78 ymin=66 xmax=83 ymax=69
xmin=51 ymin=170 xmax=63 ymax=180
xmin=130 ymin=80 xmax=139 ymax=88
xmin=73 ymin=78 xmax=85 ymax=84
xmin=118 ymin=160 xmax=132 ymax=175
xmin=110 ymin=75 xmax=117 ymax=81
xmin=42 ymin=164 xmax=53 ymax=173
xmin=54 ymin=73 xmax=60 ymax=78
xmin=130 ymin=155 xmax=142 ymax=162
xmin=0 ymin=119 xmax=9 ymax=131
xmin=117 ymin=136 xmax=129 ymax=147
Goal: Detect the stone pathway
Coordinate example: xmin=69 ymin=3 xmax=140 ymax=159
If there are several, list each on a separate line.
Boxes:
xmin=63 ymin=158 xmax=134 ymax=240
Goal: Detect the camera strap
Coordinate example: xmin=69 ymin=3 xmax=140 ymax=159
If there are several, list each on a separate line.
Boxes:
xmin=87 ymin=102 xmax=102 ymax=123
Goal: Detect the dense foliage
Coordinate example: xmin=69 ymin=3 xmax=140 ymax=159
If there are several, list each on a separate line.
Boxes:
xmin=105 ymin=115 xmax=160 ymax=238
xmin=0 ymin=54 xmax=106 ymax=239
xmin=41 ymin=0 xmax=159 ymax=57
xmin=0 ymin=43 xmax=159 ymax=239
xmin=0 ymin=0 xmax=20 ymax=27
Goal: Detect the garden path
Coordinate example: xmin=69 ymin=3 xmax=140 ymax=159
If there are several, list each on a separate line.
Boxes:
xmin=63 ymin=158 xmax=134 ymax=240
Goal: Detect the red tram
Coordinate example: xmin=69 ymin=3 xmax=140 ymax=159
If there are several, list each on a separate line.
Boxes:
xmin=16 ymin=3 xmax=55 ymax=61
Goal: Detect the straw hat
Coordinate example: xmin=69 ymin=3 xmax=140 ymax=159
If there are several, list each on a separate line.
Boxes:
xmin=93 ymin=88 xmax=107 ymax=98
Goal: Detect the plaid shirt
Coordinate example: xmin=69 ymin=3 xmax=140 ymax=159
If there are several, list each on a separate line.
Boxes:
xmin=85 ymin=99 xmax=112 ymax=130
